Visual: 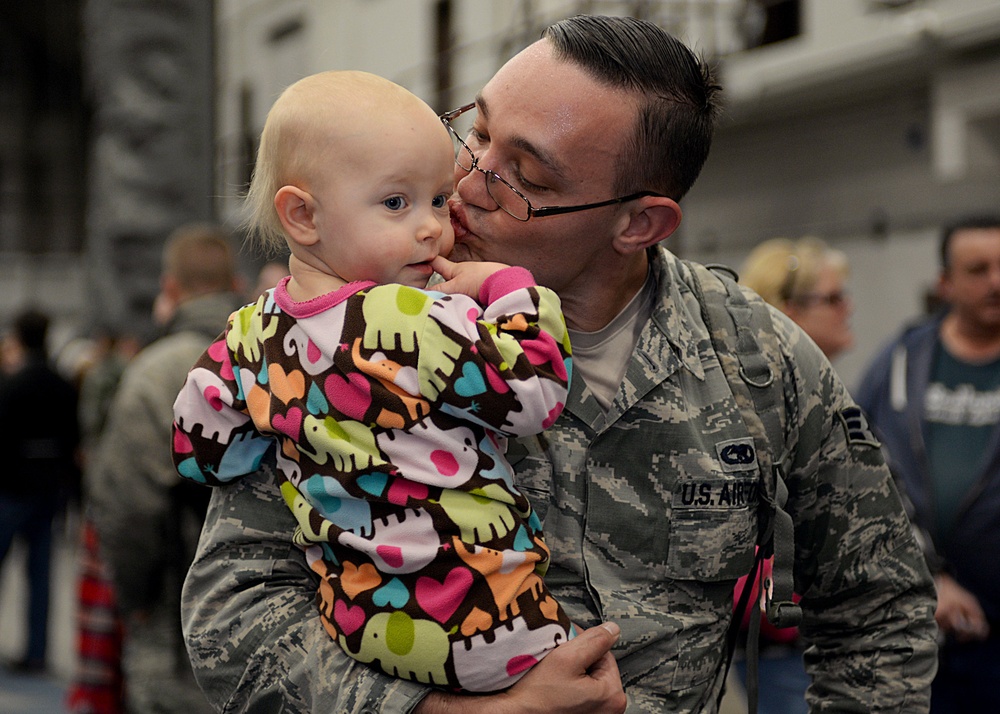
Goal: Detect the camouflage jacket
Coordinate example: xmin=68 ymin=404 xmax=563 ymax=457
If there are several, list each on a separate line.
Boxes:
xmin=91 ymin=291 xmax=244 ymax=616
xmin=182 ymin=247 xmax=938 ymax=713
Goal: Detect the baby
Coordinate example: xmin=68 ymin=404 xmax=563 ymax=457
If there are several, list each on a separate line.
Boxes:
xmin=171 ymin=70 xmax=574 ymax=692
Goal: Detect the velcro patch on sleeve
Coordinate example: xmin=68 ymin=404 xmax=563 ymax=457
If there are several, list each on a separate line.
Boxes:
xmin=715 ymin=438 xmax=758 ymax=473
xmin=837 ymin=406 xmax=881 ymax=448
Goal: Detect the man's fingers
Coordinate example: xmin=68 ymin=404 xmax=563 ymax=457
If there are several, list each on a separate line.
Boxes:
xmin=561 ymin=622 xmax=620 ymax=669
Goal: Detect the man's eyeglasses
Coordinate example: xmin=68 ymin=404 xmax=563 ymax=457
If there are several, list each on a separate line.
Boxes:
xmin=439 ymin=103 xmax=664 ymax=222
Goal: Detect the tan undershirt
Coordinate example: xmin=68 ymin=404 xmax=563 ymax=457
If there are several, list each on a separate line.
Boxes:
xmin=567 ymin=269 xmax=656 ymax=411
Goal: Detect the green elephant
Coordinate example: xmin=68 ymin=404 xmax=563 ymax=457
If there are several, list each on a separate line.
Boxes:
xmin=227 ymin=298 xmax=279 ymax=363
xmin=360 ymin=285 xmax=464 ymax=400
xmin=300 ymin=414 xmax=384 ymax=471
xmin=340 ymin=610 xmax=450 ymax=685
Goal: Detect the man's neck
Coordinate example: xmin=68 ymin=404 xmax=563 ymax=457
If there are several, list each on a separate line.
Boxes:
xmin=559 ymin=252 xmax=651 ymax=332
xmin=940 ymin=312 xmax=1000 ymax=363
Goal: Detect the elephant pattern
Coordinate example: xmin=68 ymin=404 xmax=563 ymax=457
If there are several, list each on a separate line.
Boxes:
xmin=172 ymin=274 xmax=574 ymax=691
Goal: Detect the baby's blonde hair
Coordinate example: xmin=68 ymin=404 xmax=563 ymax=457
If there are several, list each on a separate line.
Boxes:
xmin=739 ymin=236 xmax=848 ymax=308
xmin=242 ymin=71 xmax=427 ymax=255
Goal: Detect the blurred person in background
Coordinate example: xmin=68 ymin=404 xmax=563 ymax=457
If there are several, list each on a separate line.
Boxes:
xmin=0 ymin=308 xmax=81 ymax=674
xmin=250 ymin=256 xmax=290 ymax=300
xmin=723 ymin=236 xmax=856 ymax=714
xmin=89 ymin=223 xmax=244 ymax=714
xmin=740 ymin=237 xmax=854 ymax=362
xmin=68 ymin=324 xmax=143 ymax=714
xmin=856 ymin=216 xmax=1000 ymax=713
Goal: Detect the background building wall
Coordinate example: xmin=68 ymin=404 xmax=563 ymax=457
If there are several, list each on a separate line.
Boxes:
xmin=215 ymin=0 xmax=1000 ymax=388
xmin=82 ymin=0 xmax=217 ymax=335
xmin=2 ymin=0 xmax=998 ymax=388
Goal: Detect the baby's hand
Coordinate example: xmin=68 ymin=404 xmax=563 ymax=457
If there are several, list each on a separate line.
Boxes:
xmin=430 ymin=256 xmax=510 ymax=300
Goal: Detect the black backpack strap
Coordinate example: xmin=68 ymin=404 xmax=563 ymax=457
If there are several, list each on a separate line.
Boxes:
xmin=685 ymin=261 xmax=801 ymax=714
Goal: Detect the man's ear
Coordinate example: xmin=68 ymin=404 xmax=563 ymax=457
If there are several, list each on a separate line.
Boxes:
xmin=161 ymin=273 xmax=182 ymax=304
xmin=613 ymin=198 xmax=682 ymax=255
xmin=275 ymin=185 xmax=319 ymax=247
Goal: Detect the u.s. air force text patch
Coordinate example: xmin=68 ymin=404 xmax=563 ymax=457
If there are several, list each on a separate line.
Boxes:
xmin=674 ymin=477 xmax=759 ymax=510
xmin=837 ymin=406 xmax=881 ymax=447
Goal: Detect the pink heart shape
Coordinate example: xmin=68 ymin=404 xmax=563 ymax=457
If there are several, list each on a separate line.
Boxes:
xmin=333 ymin=599 xmax=366 ymax=636
xmin=415 ymin=567 xmax=473 ymax=624
xmin=273 ymin=407 xmax=303 ymax=439
xmin=324 ymin=372 xmax=372 ymax=421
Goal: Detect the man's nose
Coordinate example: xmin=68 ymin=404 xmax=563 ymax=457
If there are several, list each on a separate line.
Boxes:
xmin=454 ymin=162 xmax=499 ymax=212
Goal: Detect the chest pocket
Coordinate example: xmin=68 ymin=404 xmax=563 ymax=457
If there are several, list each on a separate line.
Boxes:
xmin=665 ymin=437 xmax=759 ymax=581
xmin=580 ymin=367 xmax=761 ymax=586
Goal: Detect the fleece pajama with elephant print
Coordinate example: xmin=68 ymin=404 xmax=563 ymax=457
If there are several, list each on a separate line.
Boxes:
xmin=171 ymin=267 xmax=574 ymax=692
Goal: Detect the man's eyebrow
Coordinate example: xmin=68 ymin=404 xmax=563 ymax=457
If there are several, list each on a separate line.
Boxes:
xmin=476 ymin=93 xmax=567 ymax=179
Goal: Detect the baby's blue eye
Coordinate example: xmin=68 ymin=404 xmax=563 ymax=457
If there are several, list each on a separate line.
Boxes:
xmin=383 ymin=196 xmax=406 ymax=210
xmin=432 ymin=194 xmax=448 ymax=209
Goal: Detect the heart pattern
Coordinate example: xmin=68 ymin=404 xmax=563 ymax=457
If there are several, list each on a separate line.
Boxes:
xmin=372 ymin=577 xmax=410 ymax=609
xmin=454 ymin=361 xmax=487 ymax=397
xmin=173 ymin=429 xmax=193 ymax=454
xmin=307 ymin=382 xmax=329 ymax=415
xmin=415 ymin=567 xmax=473 ymax=623
xmin=273 ymin=407 xmax=303 ymax=439
xmin=324 ymin=372 xmax=372 ymax=421
xmin=269 ymin=363 xmax=306 ymax=403
xmin=172 ymin=272 xmax=575 ymax=691
xmin=340 ymin=561 xmax=382 ymax=599
xmin=333 ymin=599 xmax=366 ymax=636
xmin=357 ymin=472 xmax=388 ymax=497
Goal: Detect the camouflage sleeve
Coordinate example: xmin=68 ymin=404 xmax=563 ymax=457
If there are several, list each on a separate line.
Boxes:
xmin=181 ymin=460 xmax=431 ymax=713
xmin=771 ymin=309 xmax=939 ymax=712
xmin=90 ymin=335 xmax=208 ymax=615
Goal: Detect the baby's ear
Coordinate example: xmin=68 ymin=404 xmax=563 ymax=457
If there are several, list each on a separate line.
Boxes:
xmin=275 ymin=186 xmax=319 ymax=246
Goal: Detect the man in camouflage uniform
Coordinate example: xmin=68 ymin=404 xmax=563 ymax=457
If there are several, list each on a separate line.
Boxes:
xmin=91 ymin=224 xmax=244 ymax=714
xmin=181 ymin=16 xmax=938 ymax=713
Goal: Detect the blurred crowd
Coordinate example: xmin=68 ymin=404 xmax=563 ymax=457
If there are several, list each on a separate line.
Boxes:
xmin=0 ymin=224 xmax=288 ymax=714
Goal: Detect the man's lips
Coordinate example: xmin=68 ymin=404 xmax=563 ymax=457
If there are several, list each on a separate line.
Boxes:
xmin=449 ymin=199 xmax=470 ymax=241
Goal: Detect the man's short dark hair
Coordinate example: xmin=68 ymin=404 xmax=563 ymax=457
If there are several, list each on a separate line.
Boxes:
xmin=940 ymin=215 xmax=1000 ymax=270
xmin=14 ymin=308 xmax=50 ymax=354
xmin=543 ymin=15 xmax=722 ymax=201
xmin=162 ymin=222 xmax=237 ymax=296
